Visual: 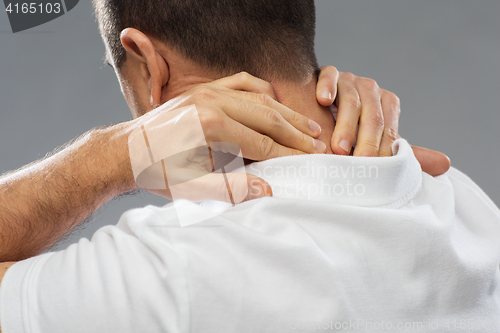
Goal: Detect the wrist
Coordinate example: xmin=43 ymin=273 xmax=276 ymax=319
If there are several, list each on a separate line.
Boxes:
xmin=91 ymin=122 xmax=138 ymax=197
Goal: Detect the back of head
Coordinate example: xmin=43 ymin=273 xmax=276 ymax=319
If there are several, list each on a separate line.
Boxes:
xmin=93 ymin=0 xmax=318 ymax=82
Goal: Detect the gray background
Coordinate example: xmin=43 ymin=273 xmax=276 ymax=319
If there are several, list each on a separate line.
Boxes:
xmin=1 ymin=1 xmax=499 ymax=248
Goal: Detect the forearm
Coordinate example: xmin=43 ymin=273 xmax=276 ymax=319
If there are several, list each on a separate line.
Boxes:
xmin=0 ymin=123 xmax=136 ymax=261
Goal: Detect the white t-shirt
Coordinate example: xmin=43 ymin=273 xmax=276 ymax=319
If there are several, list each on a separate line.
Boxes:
xmin=1 ymin=139 xmax=500 ymax=332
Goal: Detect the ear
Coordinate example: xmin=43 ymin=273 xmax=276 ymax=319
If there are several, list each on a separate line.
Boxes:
xmin=120 ymin=28 xmax=169 ymax=107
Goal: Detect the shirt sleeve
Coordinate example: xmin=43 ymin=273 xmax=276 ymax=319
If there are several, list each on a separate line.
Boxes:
xmin=0 ymin=206 xmax=190 ymax=333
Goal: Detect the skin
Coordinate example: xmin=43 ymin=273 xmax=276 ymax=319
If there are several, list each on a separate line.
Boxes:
xmin=0 ymin=31 xmax=451 ymax=324
xmin=0 ymin=68 xmax=433 ymax=262
xmin=118 ymin=28 xmax=450 ymax=165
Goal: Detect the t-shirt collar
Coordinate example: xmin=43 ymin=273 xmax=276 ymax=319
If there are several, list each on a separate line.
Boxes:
xmin=244 ymin=139 xmax=422 ymax=208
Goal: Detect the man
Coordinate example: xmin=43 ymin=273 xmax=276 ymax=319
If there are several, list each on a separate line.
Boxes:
xmin=0 ymin=58 xmax=450 ymax=259
xmin=0 ymin=68 xmax=450 ymax=264
xmin=0 ymin=53 xmax=450 ymax=264
xmin=0 ymin=1 xmax=477 ymax=332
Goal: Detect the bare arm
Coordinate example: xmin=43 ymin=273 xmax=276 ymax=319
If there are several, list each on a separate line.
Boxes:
xmin=0 ymin=72 xmax=322 ymax=261
xmin=0 ymin=124 xmax=135 ymax=261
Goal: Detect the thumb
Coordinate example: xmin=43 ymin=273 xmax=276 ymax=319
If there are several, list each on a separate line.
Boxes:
xmin=244 ymin=174 xmax=273 ymax=202
xmin=411 ymin=145 xmax=451 ymax=176
xmin=316 ymin=66 xmax=339 ymax=106
xmin=168 ymin=172 xmax=272 ymax=204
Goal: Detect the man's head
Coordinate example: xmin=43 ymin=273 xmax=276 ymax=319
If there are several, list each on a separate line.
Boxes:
xmin=93 ymin=0 xmax=319 ymax=116
xmin=94 ymin=0 xmax=317 ymax=81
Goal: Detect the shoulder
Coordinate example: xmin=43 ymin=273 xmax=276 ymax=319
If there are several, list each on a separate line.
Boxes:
xmin=445 ymin=166 xmax=499 ymax=210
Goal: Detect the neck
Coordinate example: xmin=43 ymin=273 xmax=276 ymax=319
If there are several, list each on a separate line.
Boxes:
xmin=271 ymin=78 xmax=335 ymax=154
xmin=153 ymin=43 xmax=335 ymax=153
xmin=163 ymin=69 xmax=335 ymax=155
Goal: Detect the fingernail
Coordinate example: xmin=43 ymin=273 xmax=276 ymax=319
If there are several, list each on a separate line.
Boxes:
xmin=320 ymin=90 xmax=332 ymax=100
xmin=313 ymin=139 xmax=327 ymax=153
xmin=308 ymin=120 xmax=321 ymax=134
xmin=339 ymin=139 xmax=351 ymax=154
xmin=248 ymin=183 xmax=265 ymax=200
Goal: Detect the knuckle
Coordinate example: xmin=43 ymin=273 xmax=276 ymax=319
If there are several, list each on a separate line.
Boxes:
xmin=290 ymin=111 xmax=302 ymax=126
xmin=198 ymin=109 xmax=224 ymax=130
xmin=358 ymin=140 xmax=380 ymax=155
xmin=320 ymin=65 xmax=339 ymax=78
xmin=259 ymin=136 xmax=276 ymax=159
xmin=389 ymin=92 xmax=401 ymax=105
xmin=382 ymin=89 xmax=401 ymax=110
xmin=328 ymin=65 xmax=339 ymax=73
xmin=295 ymin=132 xmax=309 ymax=148
xmin=344 ymin=93 xmax=362 ymax=110
xmin=383 ymin=127 xmax=399 ymax=143
xmin=193 ymin=86 xmax=216 ymax=102
xmin=336 ymin=122 xmax=358 ymax=137
xmin=367 ymin=108 xmax=385 ymax=127
xmin=266 ymin=110 xmax=285 ymax=129
xmin=259 ymin=80 xmax=274 ymax=93
xmin=389 ymin=93 xmax=401 ymax=113
xmin=342 ymin=72 xmax=357 ymax=82
xmin=237 ymin=99 xmax=252 ymax=115
xmin=236 ymin=71 xmax=251 ymax=81
xmin=361 ymin=78 xmax=379 ymax=90
xmin=256 ymin=93 xmax=273 ymax=106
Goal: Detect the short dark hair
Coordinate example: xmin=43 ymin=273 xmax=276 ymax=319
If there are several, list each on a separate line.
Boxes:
xmin=93 ymin=0 xmax=318 ymax=82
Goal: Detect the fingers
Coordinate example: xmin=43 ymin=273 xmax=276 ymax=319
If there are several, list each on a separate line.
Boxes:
xmin=330 ymin=72 xmax=362 ymax=155
xmin=219 ymin=87 xmax=322 ymax=138
xmin=193 ymin=73 xmax=324 ymax=156
xmin=331 ymin=72 xmax=401 ymax=157
xmin=147 ymin=171 xmax=273 ymax=204
xmin=220 ymin=97 xmax=325 ymax=154
xmin=208 ymin=118 xmax=310 ymax=161
xmin=192 ymin=172 xmax=271 ymax=203
xmin=352 ymin=79 xmax=385 ymax=157
xmin=378 ymin=91 xmax=401 ymax=157
xmin=155 ymin=171 xmax=272 ymax=204
xmin=244 ymin=174 xmax=273 ymax=201
xmin=212 ymin=72 xmax=277 ymax=100
xmin=316 ymin=66 xmax=339 ymax=106
xmin=411 ymin=146 xmax=451 ymax=176
xmin=204 ymin=173 xmax=273 ymax=203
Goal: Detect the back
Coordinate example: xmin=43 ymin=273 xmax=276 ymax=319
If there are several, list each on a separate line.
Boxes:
xmin=2 ymin=140 xmax=500 ymax=333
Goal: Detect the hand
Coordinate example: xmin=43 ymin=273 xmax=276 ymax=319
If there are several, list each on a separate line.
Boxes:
xmin=127 ymin=72 xmax=326 ymax=203
xmin=314 ymin=66 xmax=451 ymax=176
